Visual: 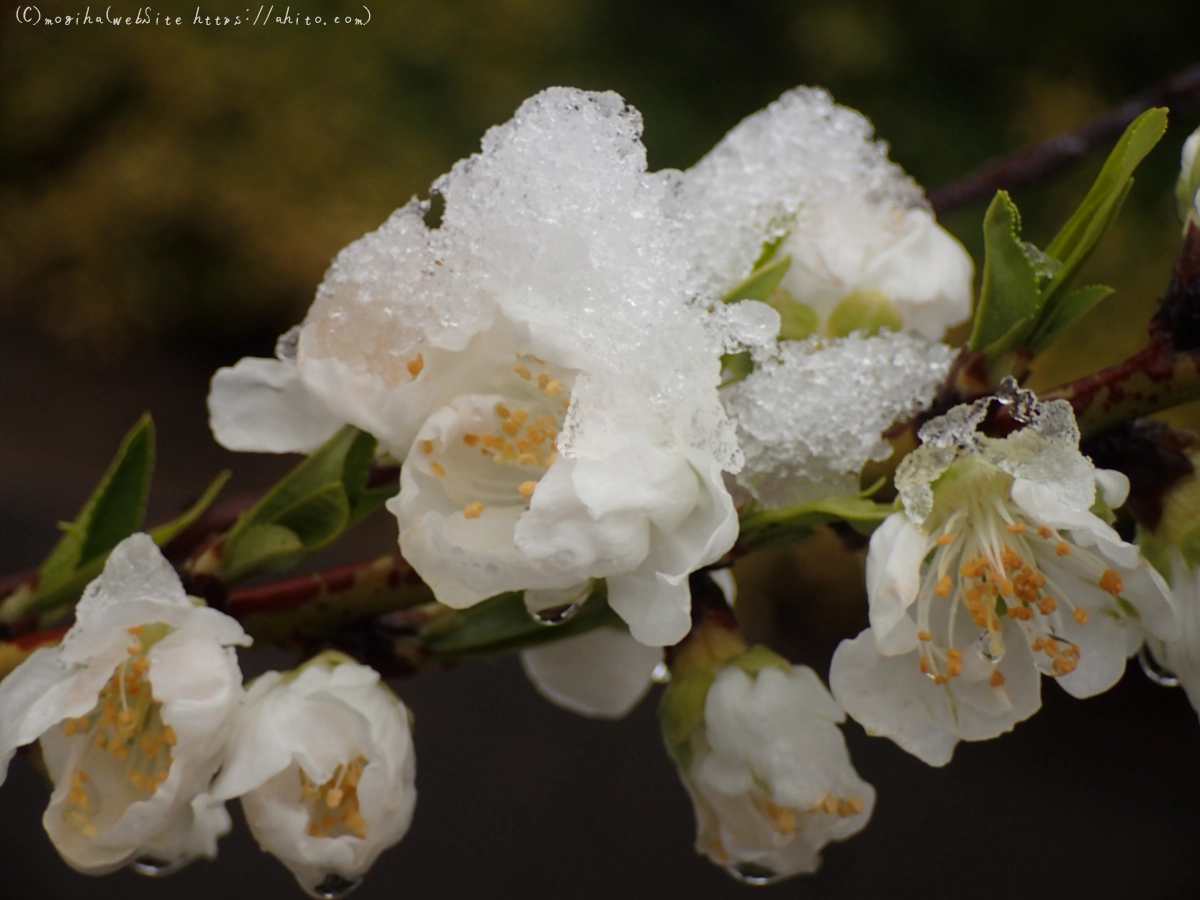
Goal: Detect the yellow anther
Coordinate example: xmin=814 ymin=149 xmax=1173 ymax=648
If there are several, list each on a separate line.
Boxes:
xmin=420 ymin=440 xmax=434 ymax=455
xmin=934 ymin=575 xmax=953 ymax=598
xmin=127 ymin=641 xmax=143 ymax=655
xmin=1038 ymin=525 xmax=1054 ymax=538
xmin=326 ymin=787 xmax=344 ymax=808
xmin=946 ymin=659 xmax=963 ymax=678
xmin=511 ymin=409 xmax=529 ymax=426
xmin=961 ymin=557 xmax=988 ymax=579
xmin=936 ymin=533 xmax=955 ymax=546
xmin=463 ymin=434 xmax=480 ymax=447
xmin=1038 ymin=597 xmax=1058 ymax=615
xmin=821 ymin=794 xmax=839 ymax=815
xmin=1044 ymin=639 xmax=1060 ymax=656
xmin=1099 ymin=569 xmax=1125 ymax=596
xmin=933 ymin=674 xmax=949 ymax=685
xmin=514 ymin=364 xmax=532 ymax=380
xmin=117 ymin=709 xmax=134 ymax=726
xmin=996 ymin=578 xmax=1014 ymax=596
xmin=406 ymin=354 xmax=425 ymax=378
xmin=990 ymin=670 xmax=1006 ymax=687
xmin=919 ymin=656 xmax=932 ymax=674
xmin=1074 ymin=608 xmax=1090 ymax=625
xmin=126 ymin=625 xmax=144 ymax=637
xmin=519 ymin=481 xmax=537 ymax=502
xmin=430 ymin=462 xmax=446 ymax=477
xmin=495 ymin=403 xmax=511 ymax=419
xmin=1006 ymin=522 xmax=1027 ymax=534
xmin=1052 ymin=656 xmax=1078 ymax=675
xmin=844 ymin=796 xmax=865 ymax=815
xmin=1056 ymin=541 xmax=1072 ymax=556
xmin=1031 ymin=638 xmax=1045 ymax=652
xmin=946 ymin=648 xmax=964 ymax=663
xmin=537 ymin=374 xmax=550 ymax=389
xmin=1001 ymin=548 xmax=1024 ymax=572
xmin=502 ymin=421 xmax=521 ymax=437
xmin=463 ymin=502 xmax=485 ymax=520
xmin=917 ymin=631 xmax=934 ymax=642
xmin=543 ymin=379 xmax=563 ymax=398
xmin=517 ymin=453 xmax=538 ymax=466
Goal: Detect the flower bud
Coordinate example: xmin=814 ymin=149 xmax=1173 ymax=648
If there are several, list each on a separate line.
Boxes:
xmin=660 ymin=630 xmax=874 ymax=883
xmin=1177 ymin=126 xmax=1200 ymax=228
xmin=0 ymin=534 xmax=250 ymax=874
xmin=211 ymin=652 xmax=416 ymax=896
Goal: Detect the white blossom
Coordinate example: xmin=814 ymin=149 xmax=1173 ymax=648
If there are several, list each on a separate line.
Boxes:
xmin=211 ymin=653 xmax=416 ymax=895
xmin=830 ymin=387 xmax=1178 ymax=766
xmin=669 ymin=659 xmax=874 ymax=881
xmin=1145 ymin=551 xmax=1200 ymax=712
xmin=208 ymin=88 xmax=744 ymax=647
xmin=0 ymin=534 xmax=249 ymax=873
xmin=1178 ymin=125 xmax=1200 ymax=227
xmin=678 ymin=87 xmax=972 ymax=341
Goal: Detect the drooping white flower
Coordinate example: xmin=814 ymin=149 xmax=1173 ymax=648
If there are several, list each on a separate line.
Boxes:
xmin=209 ymin=88 xmax=748 ymax=647
xmin=1177 ymin=125 xmax=1200 ymax=227
xmin=830 ymin=385 xmax=1178 ymax=766
xmin=211 ymin=653 xmax=416 ymax=895
xmin=1144 ymin=551 xmax=1200 ymax=711
xmin=678 ymin=87 xmax=972 ymax=341
xmin=0 ymin=534 xmax=249 ymax=873
xmin=723 ymin=331 xmax=955 ymax=507
xmin=664 ymin=651 xmax=874 ymax=882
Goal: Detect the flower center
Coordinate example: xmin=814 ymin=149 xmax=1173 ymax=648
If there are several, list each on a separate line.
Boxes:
xmin=60 ymin=624 xmax=176 ymax=839
xmin=914 ymin=479 xmax=1124 ymax=686
xmin=301 ymin=755 xmax=369 ymax=840
xmin=417 ymin=354 xmax=572 ymax=519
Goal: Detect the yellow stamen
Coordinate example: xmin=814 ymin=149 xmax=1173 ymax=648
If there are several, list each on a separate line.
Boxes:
xmin=936 ymin=533 xmax=955 ymax=546
xmin=1099 ymin=569 xmax=1124 ymax=596
xmin=463 ymin=502 xmax=485 ymax=520
xmin=519 ymin=481 xmax=537 ymax=502
xmin=430 ymin=462 xmax=446 ymax=477
xmin=420 ymin=440 xmax=434 ymax=455
xmin=1074 ymin=608 xmax=1089 ymax=625
xmin=1056 ymin=541 xmax=1071 ymax=556
xmin=514 ymin=364 xmax=532 ymax=380
xmin=495 ymin=403 xmax=511 ymax=419
xmin=406 ymin=354 xmax=424 ymax=378
xmin=1006 ymin=522 xmax=1026 ymax=534
xmin=990 ymin=670 xmax=1006 ymax=687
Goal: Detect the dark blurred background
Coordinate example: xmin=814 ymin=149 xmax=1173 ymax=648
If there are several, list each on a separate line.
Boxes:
xmin=4 ymin=1 xmax=1200 ymax=898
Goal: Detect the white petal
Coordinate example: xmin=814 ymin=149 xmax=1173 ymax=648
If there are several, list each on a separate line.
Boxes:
xmin=1010 ymin=479 xmax=1138 ymax=569
xmin=1094 ymin=468 xmax=1130 ymax=509
xmin=520 ymin=627 xmax=662 ymax=718
xmin=864 ymin=513 xmax=925 ymax=655
xmin=607 ymin=570 xmax=692 ymax=647
xmin=208 ymin=357 xmax=343 ymax=453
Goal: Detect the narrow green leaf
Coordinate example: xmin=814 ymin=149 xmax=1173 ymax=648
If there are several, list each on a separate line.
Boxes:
xmin=350 ymin=484 xmax=399 ymax=523
xmin=38 ymin=415 xmax=156 ymax=596
xmin=719 ymin=351 xmax=755 ymax=388
xmin=1026 ymin=284 xmax=1115 ymax=351
xmin=721 ymin=254 xmax=792 ymax=304
xmin=223 ymin=523 xmax=306 ymax=583
xmin=273 ymin=483 xmax=351 ymax=549
xmin=341 ymin=430 xmax=378 ymax=509
xmin=424 ymin=587 xmax=621 ymax=660
xmin=767 ymin=289 xmax=820 ymax=341
xmin=148 ymin=471 xmax=232 ymax=547
xmin=737 ymin=492 xmax=895 ymax=553
xmin=968 ymin=192 xmax=1042 ymax=356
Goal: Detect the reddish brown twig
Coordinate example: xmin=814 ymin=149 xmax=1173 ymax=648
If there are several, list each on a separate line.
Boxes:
xmin=929 ymin=63 xmax=1200 ymax=217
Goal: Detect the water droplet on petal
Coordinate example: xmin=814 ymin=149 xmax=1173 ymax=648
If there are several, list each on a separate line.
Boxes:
xmin=974 ymin=630 xmax=1006 ymax=663
xmin=275 ymin=325 xmax=302 ymax=364
xmin=724 ymin=862 xmax=785 ymax=886
xmin=129 ymin=856 xmax=195 ymax=878
xmin=533 ymin=602 xmax=582 ymax=626
xmin=305 ymin=874 xmax=363 ymax=900
xmin=651 ymin=662 xmax=671 ymax=683
xmin=1138 ymin=645 xmax=1180 ymax=687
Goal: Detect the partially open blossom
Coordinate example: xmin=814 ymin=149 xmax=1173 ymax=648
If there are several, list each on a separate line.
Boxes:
xmin=211 ymin=652 xmax=416 ymax=895
xmin=209 ymin=88 xmax=747 ymax=647
xmin=1177 ymin=124 xmax=1200 ymax=227
xmin=662 ymin=645 xmax=874 ymax=882
xmin=1143 ymin=551 xmax=1200 ymax=711
xmin=830 ymin=384 xmax=1178 ymax=765
xmin=679 ymin=87 xmax=972 ymax=342
xmin=0 ymin=534 xmax=249 ymax=873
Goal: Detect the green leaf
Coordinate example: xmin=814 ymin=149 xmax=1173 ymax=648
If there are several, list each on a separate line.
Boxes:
xmin=222 ymin=523 xmax=307 ymax=583
xmin=721 ymin=254 xmax=792 ymax=305
xmin=719 ymin=351 xmax=755 ymax=387
xmin=659 ymin=671 xmax=716 ymax=768
xmin=148 ymin=471 xmax=232 ymax=547
xmin=737 ymin=491 xmax=895 ymax=553
xmin=968 ymin=192 xmax=1042 ymax=356
xmin=767 ymin=289 xmax=820 ymax=341
xmin=39 ymin=415 xmax=156 ymax=597
xmin=1043 ymin=109 xmax=1167 ymax=305
xmin=1025 ymin=284 xmax=1114 ymax=351
xmin=424 ymin=587 xmax=622 ymax=660
xmin=341 ymin=430 xmax=378 ymax=510
xmin=274 ymin=483 xmax=351 ymax=548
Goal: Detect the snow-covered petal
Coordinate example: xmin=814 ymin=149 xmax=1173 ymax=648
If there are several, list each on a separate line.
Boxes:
xmin=208 ymin=357 xmax=343 ymax=454
xmin=211 ymin=657 xmax=416 ymax=894
xmin=520 ymin=627 xmax=662 ymax=718
xmin=0 ymin=534 xmax=248 ymax=873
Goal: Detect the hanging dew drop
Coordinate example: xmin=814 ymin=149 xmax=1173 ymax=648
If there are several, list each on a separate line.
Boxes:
xmin=725 ymin=862 xmax=784 ymax=886
xmin=1138 ymin=645 xmax=1180 ymax=687
xmin=974 ymin=629 xmax=1005 ymax=663
xmin=533 ymin=602 xmax=582 ymax=626
xmin=305 ymin=873 xmax=364 ymax=900
xmin=651 ymin=661 xmax=671 ymax=683
xmin=129 ymin=856 xmax=195 ymax=878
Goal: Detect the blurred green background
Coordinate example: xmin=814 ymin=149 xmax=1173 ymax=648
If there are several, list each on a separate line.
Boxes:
xmin=4 ymin=2 xmax=1200 ymax=899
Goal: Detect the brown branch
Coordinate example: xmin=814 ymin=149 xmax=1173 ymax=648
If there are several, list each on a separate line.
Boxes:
xmin=929 ymin=63 xmax=1200 ymax=217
